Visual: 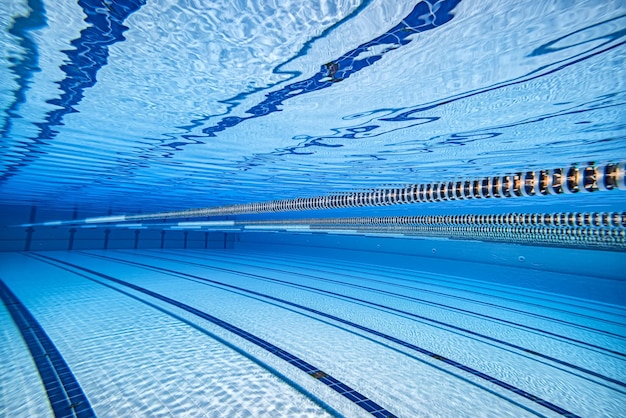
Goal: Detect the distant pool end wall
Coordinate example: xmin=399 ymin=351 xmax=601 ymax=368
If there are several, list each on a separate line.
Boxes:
xmin=0 ymin=204 xmax=237 ymax=252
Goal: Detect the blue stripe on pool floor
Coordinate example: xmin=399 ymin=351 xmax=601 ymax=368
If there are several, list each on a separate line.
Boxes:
xmin=0 ymin=278 xmax=96 ymax=418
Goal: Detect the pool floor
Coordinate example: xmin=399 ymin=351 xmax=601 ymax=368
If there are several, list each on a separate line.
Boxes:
xmin=1 ymin=249 xmax=625 ymax=417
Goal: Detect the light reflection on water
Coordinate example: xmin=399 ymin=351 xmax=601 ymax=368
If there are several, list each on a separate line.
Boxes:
xmin=0 ymin=0 xmax=624 ymax=212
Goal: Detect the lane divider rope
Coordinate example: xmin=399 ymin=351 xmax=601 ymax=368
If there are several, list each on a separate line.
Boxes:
xmin=126 ymin=162 xmax=626 ymax=220
xmin=20 ymin=162 xmax=625 ymax=226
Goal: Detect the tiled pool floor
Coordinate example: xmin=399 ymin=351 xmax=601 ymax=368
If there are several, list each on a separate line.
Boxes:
xmin=1 ymin=249 xmax=625 ymax=417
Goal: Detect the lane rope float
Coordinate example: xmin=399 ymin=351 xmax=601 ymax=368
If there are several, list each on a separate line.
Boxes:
xmin=20 ymin=161 xmax=626 ymax=226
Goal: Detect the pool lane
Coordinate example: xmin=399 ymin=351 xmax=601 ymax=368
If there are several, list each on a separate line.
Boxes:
xmin=0 ymin=300 xmax=53 ymax=417
xmin=220 ymin=248 xmax=626 ymax=319
xmin=69 ymin=249 xmax=626 ymax=416
xmin=35 ymin=251 xmax=594 ymax=417
xmin=28 ymin=252 xmax=545 ymax=417
xmin=143 ymin=249 xmax=626 ymax=357
xmin=80 ymin=249 xmax=626 ymax=391
xmin=31 ymin=252 xmax=398 ymax=418
xmin=102 ymin=248 xmax=626 ymax=386
xmin=181 ymin=248 xmax=626 ymax=335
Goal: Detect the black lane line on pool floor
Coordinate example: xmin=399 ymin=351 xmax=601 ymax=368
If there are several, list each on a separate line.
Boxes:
xmin=141 ymin=249 xmax=626 ymax=358
xmin=71 ymin=251 xmax=587 ymax=417
xmin=30 ymin=254 xmax=398 ymax=418
xmin=158 ymin=252 xmax=626 ymax=352
xmin=202 ymin=249 xmax=626 ymax=322
xmin=103 ymin=249 xmax=626 ymax=392
xmin=0 ymin=278 xmax=96 ymax=418
xmin=180 ymin=249 xmax=626 ymax=331
xmin=167 ymin=250 xmax=626 ymax=349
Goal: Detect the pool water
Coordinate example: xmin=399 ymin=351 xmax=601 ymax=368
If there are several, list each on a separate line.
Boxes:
xmin=1 ymin=0 xmax=625 ymax=417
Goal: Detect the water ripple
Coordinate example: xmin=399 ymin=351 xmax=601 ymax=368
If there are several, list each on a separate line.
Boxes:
xmin=0 ymin=0 xmax=147 ymax=183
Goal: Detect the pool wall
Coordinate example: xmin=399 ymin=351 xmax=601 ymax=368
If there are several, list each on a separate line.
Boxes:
xmin=0 ymin=204 xmax=234 ymax=252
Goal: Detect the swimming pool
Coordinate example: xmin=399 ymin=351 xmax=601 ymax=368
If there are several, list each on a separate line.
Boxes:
xmin=1 ymin=0 xmax=625 ymax=417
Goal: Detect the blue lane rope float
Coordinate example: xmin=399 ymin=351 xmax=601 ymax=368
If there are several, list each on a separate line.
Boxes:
xmin=18 ymin=212 xmax=626 ymax=252
xmin=334 ymin=224 xmax=625 ymax=251
xmin=54 ymin=211 xmax=625 ymax=251
xmin=235 ymin=212 xmax=625 ymax=251
xmin=16 ymin=163 xmax=626 ymax=250
xmin=238 ymin=212 xmax=626 ymax=228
